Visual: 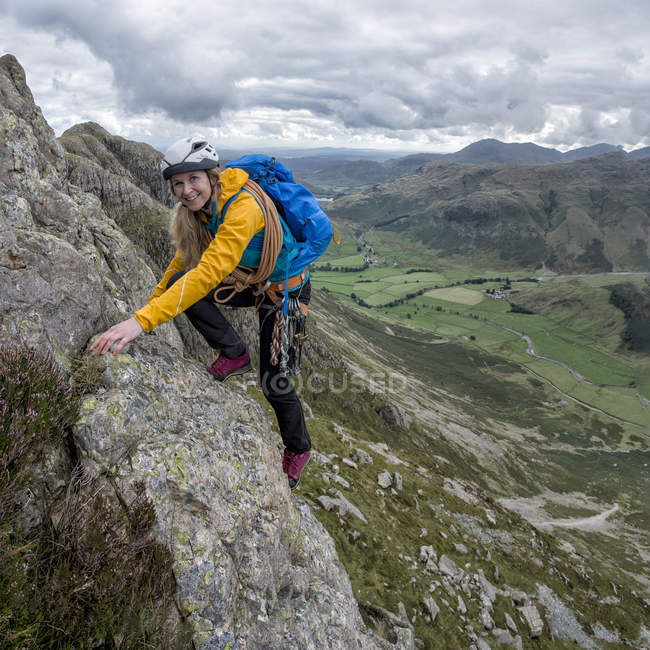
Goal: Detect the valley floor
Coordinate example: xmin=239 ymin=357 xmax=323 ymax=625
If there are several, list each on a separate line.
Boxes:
xmin=308 ymin=230 xmax=650 ymax=609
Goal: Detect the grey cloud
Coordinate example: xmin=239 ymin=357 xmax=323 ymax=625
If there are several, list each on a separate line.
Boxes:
xmin=510 ymin=40 xmax=548 ymax=65
xmin=3 ymin=0 xmax=650 ymax=148
xmin=616 ymin=47 xmax=645 ymax=64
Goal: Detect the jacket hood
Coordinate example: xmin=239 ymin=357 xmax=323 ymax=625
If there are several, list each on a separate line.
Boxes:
xmin=217 ymin=167 xmax=249 ymax=211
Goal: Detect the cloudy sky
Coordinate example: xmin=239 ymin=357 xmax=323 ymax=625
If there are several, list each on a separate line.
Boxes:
xmin=2 ymin=0 xmax=650 ymax=155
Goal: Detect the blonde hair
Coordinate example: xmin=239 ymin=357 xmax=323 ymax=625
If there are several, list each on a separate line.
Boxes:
xmin=170 ymin=168 xmax=221 ymax=269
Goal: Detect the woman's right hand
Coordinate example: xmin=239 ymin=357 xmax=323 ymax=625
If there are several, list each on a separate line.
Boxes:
xmin=90 ymin=317 xmax=144 ymax=356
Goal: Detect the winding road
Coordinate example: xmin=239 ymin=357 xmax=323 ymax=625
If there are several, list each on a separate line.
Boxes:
xmin=498 ymin=324 xmax=609 ymax=386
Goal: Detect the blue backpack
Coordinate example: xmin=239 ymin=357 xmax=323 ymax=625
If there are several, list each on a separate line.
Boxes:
xmin=224 ymin=155 xmax=335 ymax=278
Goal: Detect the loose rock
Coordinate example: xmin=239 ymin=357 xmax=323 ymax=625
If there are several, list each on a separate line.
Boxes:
xmin=422 ymin=597 xmax=440 ymax=623
xmin=353 ymin=448 xmax=373 ymax=464
xmin=378 ymin=470 xmax=392 ymax=488
xmin=518 ymin=605 xmax=543 ymax=638
xmin=480 ymin=607 xmax=494 ymax=631
xmin=323 ymin=489 xmax=368 ymax=523
xmin=438 ymin=555 xmax=459 ymax=578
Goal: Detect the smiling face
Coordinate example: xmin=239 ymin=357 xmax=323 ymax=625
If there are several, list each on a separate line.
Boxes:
xmin=170 ymin=170 xmax=213 ymax=211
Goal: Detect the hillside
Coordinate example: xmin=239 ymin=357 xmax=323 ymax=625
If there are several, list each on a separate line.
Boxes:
xmin=327 ymin=154 xmax=650 ymax=272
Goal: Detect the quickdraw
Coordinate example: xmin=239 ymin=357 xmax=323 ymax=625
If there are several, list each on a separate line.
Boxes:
xmin=270 ymin=295 xmax=307 ymax=377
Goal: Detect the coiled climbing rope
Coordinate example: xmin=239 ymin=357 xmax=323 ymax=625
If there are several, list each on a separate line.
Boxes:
xmin=213 ymin=179 xmax=284 ymax=304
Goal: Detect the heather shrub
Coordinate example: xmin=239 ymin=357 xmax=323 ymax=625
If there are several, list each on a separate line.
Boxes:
xmin=0 ymin=347 xmax=80 ymax=520
xmin=0 ymin=347 xmax=189 ymax=648
xmin=33 ymin=474 xmax=184 ymax=648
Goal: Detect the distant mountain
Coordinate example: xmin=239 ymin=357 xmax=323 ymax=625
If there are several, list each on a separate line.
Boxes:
xmin=628 ymin=145 xmax=650 ymax=160
xmin=285 ymin=153 xmax=443 ymax=195
xmin=430 ymin=139 xmax=626 ymax=165
xmin=286 ymin=140 xmax=650 ymax=194
xmin=560 ymin=143 xmax=623 ymax=161
xmin=446 ymin=138 xmax=560 ymax=165
xmin=220 ymin=146 xmax=409 ymax=163
xmin=328 ymin=152 xmax=650 ymax=272
xmin=382 ymin=152 xmax=445 ymax=174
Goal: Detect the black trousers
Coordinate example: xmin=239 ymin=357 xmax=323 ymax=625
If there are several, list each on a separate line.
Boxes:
xmin=168 ymin=271 xmax=311 ymax=453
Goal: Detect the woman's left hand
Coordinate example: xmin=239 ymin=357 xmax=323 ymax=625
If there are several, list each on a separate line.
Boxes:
xmin=90 ymin=316 xmax=144 ymax=356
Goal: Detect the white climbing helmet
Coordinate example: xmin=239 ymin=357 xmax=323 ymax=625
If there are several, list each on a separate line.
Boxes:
xmin=160 ymin=135 xmax=219 ymax=179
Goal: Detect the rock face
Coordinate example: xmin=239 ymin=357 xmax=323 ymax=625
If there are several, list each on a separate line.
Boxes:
xmin=76 ymin=339 xmax=384 ymax=648
xmin=0 ymin=54 xmax=390 ymax=649
xmin=0 ymin=54 xmax=182 ymax=364
xmin=59 ymin=122 xmax=175 ymax=275
xmin=57 ymin=122 xmax=233 ymax=363
xmin=61 ymin=121 xmax=173 ymax=209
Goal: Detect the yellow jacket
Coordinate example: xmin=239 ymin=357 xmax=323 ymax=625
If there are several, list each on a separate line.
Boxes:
xmin=134 ymin=168 xmax=264 ymax=331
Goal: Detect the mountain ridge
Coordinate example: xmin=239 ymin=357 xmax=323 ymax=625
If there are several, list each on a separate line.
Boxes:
xmin=281 ymin=139 xmax=649 ymax=194
xmin=327 ymin=152 xmax=650 ymax=272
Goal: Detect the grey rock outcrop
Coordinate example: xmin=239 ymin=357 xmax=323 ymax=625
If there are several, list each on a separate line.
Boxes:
xmin=418 ymin=545 xmax=438 ymax=573
xmin=438 ymin=555 xmax=460 ymax=579
xmin=0 ymin=53 xmax=392 ymax=649
xmin=505 ymin=612 xmax=518 ymax=633
xmin=75 ymin=340 xmax=384 ymax=647
xmin=492 ymin=628 xmax=521 ymax=648
xmin=60 ymin=124 xmax=174 ymax=274
xmin=378 ymin=470 xmax=393 ymax=488
xmin=376 ymin=402 xmax=411 ymax=430
xmin=479 ymin=608 xmax=494 ymax=630
xmin=60 ymin=121 xmax=173 ymax=208
xmin=318 ymin=489 xmax=368 ymax=523
xmin=0 ymin=54 xmax=182 ymax=364
xmin=518 ymin=605 xmax=543 ymax=638
xmin=422 ymin=597 xmax=440 ymax=623
xmin=537 ymin=584 xmax=596 ymax=648
xmin=361 ymin=602 xmax=414 ymax=650
xmin=57 ymin=120 xmax=215 ymax=363
xmin=353 ymin=448 xmax=373 ymax=464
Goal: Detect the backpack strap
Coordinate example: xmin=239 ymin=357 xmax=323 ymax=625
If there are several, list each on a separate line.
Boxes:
xmin=211 ymin=180 xmax=285 ymax=304
xmin=206 ymin=189 xmax=246 ymax=236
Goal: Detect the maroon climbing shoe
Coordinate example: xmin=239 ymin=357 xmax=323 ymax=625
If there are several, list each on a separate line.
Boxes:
xmin=282 ymin=449 xmax=311 ymax=489
xmin=205 ymin=349 xmax=252 ymax=382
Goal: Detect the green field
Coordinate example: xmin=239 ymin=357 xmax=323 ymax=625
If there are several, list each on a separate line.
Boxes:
xmin=306 ymin=219 xmax=650 ymax=616
xmin=425 ymin=286 xmax=485 ymax=305
xmin=316 ymin=253 xmax=366 ymax=268
xmin=313 ymin=227 xmax=650 ymax=436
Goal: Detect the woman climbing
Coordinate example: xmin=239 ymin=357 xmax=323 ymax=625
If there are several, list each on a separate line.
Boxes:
xmin=90 ymin=136 xmax=311 ymax=489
